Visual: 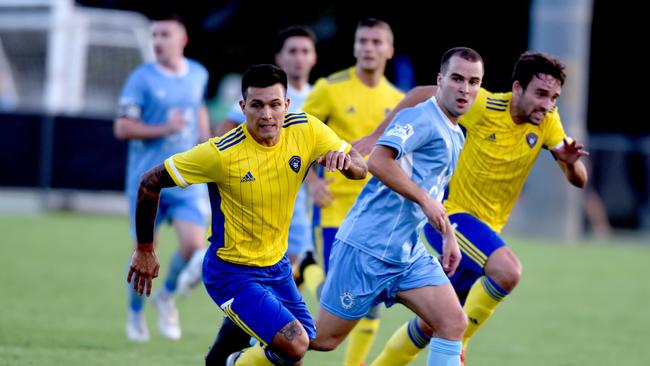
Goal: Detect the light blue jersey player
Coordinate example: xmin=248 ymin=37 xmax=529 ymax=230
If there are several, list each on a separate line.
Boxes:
xmin=114 ymin=15 xmax=211 ymax=343
xmin=311 ymin=47 xmax=484 ymax=366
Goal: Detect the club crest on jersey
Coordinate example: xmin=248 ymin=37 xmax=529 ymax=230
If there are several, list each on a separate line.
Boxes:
xmin=526 ymin=133 xmax=538 ymax=148
xmin=340 ymin=291 xmax=355 ymax=310
xmin=289 ymin=156 xmax=301 ymax=173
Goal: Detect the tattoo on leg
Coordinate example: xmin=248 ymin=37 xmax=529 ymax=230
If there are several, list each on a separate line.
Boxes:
xmin=280 ymin=320 xmax=303 ymax=342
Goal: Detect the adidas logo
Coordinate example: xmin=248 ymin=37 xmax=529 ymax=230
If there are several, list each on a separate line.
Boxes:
xmin=345 ymin=105 xmax=356 ymax=114
xmin=241 ymin=171 xmax=255 ymax=183
xmin=485 ymin=133 xmax=496 ymax=142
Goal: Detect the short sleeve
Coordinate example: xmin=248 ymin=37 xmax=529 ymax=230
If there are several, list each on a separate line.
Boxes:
xmin=302 ymin=78 xmax=331 ymax=122
xmin=117 ymin=69 xmax=146 ymax=118
xmin=164 ymin=139 xmax=223 ymax=187
xmin=377 ymin=105 xmax=432 ymax=159
xmin=308 ymin=114 xmax=350 ymax=161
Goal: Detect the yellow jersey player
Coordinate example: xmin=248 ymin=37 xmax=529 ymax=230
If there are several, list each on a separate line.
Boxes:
xmin=300 ymin=18 xmax=404 ymax=366
xmin=366 ymin=52 xmax=589 ymax=366
xmin=127 ymin=64 xmax=367 ymax=366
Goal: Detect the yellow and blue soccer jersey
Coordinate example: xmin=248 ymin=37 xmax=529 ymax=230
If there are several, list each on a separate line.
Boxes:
xmin=302 ymin=67 xmax=404 ymax=227
xmin=445 ymin=88 xmax=566 ymax=232
xmin=164 ymin=113 xmax=350 ymax=267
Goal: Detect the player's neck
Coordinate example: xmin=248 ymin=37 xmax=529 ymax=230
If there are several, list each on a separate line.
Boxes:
xmin=355 ymin=65 xmax=384 ymax=87
xmin=158 ymin=56 xmax=185 ymax=74
xmin=246 ymin=125 xmax=281 ymax=147
xmin=288 ymin=76 xmax=309 ymax=92
xmin=434 ymin=95 xmax=460 ymax=125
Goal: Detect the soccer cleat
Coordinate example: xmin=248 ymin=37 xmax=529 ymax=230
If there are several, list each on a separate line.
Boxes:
xmin=177 ymin=248 xmax=206 ymax=297
xmin=293 ymin=250 xmax=317 ymax=287
xmin=126 ymin=310 xmax=150 ymax=342
xmin=151 ymin=290 xmax=181 ymax=340
xmin=225 ymin=350 xmax=243 ymax=366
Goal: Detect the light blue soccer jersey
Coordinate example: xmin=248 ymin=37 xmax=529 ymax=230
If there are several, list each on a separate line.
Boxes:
xmin=335 ymin=96 xmax=465 ymax=265
xmin=119 ymin=58 xmax=208 ymax=199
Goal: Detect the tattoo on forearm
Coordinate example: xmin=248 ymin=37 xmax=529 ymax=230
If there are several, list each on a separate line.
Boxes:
xmin=279 ymin=320 xmax=303 ymax=342
xmin=135 ymin=164 xmax=176 ymax=244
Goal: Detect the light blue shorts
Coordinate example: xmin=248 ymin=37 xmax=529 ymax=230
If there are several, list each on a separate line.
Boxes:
xmin=128 ymin=184 xmax=208 ymax=239
xmin=320 ymin=240 xmax=450 ymax=320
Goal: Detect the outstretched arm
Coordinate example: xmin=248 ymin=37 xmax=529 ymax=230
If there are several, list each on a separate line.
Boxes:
xmin=127 ymin=164 xmax=177 ymax=296
xmin=317 ymin=147 xmax=368 ymax=180
xmin=352 ymin=86 xmax=437 ymax=156
xmin=552 ymin=137 xmax=589 ymax=188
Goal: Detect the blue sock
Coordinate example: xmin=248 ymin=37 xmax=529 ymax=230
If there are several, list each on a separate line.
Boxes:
xmin=164 ymin=250 xmax=188 ymax=293
xmin=427 ymin=338 xmax=462 ymax=366
xmin=126 ymin=263 xmax=144 ymax=312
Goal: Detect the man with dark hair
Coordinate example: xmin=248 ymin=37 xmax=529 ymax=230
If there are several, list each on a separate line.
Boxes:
xmin=114 ymin=14 xmax=210 ymax=342
xmin=216 ymin=25 xmax=317 ymax=136
xmin=363 ymin=51 xmax=588 ymax=365
xmin=202 ymin=26 xmax=319 ymax=365
xmin=309 ymin=47 xmax=485 ymax=366
xmin=127 ymin=64 xmax=368 ymax=366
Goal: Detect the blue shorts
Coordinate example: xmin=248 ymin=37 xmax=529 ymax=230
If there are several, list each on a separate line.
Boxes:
xmin=320 ymin=240 xmax=450 ymax=320
xmin=313 ymin=226 xmax=338 ymax=273
xmin=287 ymin=185 xmax=313 ymax=257
xmin=422 ymin=212 xmax=507 ymax=303
xmin=128 ymin=185 xmax=208 ymax=239
xmin=202 ymin=247 xmax=316 ymax=346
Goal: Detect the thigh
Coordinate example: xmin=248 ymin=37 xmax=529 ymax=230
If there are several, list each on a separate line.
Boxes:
xmin=397 ymin=282 xmax=463 ymax=334
xmin=422 ymin=213 xmax=507 ymax=302
xmin=319 ymin=241 xmax=395 ymax=320
xmin=203 ymin=255 xmax=314 ymax=346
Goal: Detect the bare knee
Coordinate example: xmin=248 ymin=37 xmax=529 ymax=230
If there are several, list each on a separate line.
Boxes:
xmin=283 ymin=336 xmax=309 ymax=361
xmin=309 ymin=333 xmax=344 ymax=352
xmin=272 ymin=321 xmax=310 ymax=360
xmin=485 ymin=248 xmax=522 ymax=292
xmin=436 ymin=307 xmax=467 ymax=341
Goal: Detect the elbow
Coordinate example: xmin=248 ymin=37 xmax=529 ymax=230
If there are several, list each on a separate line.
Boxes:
xmin=574 ymin=175 xmax=588 ymax=189
xmin=113 ymin=120 xmax=128 ymax=140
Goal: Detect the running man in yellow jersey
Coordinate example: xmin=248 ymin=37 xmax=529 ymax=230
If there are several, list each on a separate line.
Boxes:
xmin=299 ymin=18 xmax=404 ymax=366
xmin=363 ymin=52 xmax=589 ymax=365
xmin=127 ymin=64 xmax=367 ymax=366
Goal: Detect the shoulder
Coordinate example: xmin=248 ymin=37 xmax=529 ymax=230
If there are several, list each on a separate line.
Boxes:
xmin=325 ymin=68 xmax=352 ymax=84
xmin=283 ymin=112 xmax=310 ymax=128
xmin=127 ymin=63 xmax=154 ymax=80
xmin=214 ymin=125 xmax=246 ymax=152
xmin=382 ymin=79 xmax=406 ymax=98
xmin=186 ymin=58 xmax=208 ymax=75
xmin=482 ymin=89 xmax=511 ymax=112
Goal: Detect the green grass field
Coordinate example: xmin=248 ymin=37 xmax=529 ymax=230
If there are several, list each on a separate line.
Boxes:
xmin=1 ymin=213 xmax=649 ymax=365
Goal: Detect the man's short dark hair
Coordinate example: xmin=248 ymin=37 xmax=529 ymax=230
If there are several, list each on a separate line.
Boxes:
xmin=274 ymin=25 xmax=317 ymax=54
xmin=150 ymin=13 xmax=186 ymax=26
xmin=440 ymin=47 xmax=484 ymax=75
xmin=512 ymin=51 xmax=566 ymax=89
xmin=241 ymin=64 xmax=288 ymax=99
